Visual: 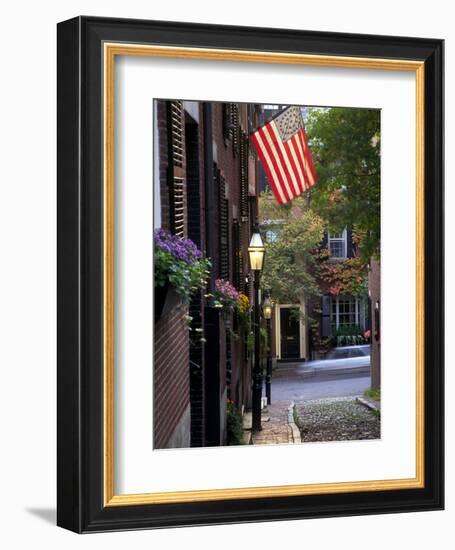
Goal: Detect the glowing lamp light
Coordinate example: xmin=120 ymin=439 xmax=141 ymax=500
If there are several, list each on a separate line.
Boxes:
xmin=248 ymin=230 xmax=265 ymax=271
xmin=262 ymin=296 xmax=273 ymax=320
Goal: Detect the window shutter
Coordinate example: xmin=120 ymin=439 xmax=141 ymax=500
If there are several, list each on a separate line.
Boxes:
xmin=218 ymin=172 xmax=230 ymax=280
xmin=167 ymin=100 xmax=185 ymax=237
xmin=222 ymin=103 xmax=239 ymax=155
xmin=222 ymin=103 xmax=232 ymax=144
xmin=321 ymin=295 xmax=332 ymax=337
xmin=321 ymin=230 xmax=328 ymax=250
xmin=240 ymin=132 xmax=249 ymax=221
xmin=347 ymin=227 xmax=354 ymax=257
xmin=171 ymin=176 xmax=185 ymax=237
xmin=232 ymin=219 xmax=243 ymax=291
xmin=170 ymin=100 xmax=184 ymax=167
xmin=231 ymin=104 xmax=239 ymax=156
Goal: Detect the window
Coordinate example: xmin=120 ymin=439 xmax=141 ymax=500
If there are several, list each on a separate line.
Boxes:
xmin=331 ymin=297 xmax=362 ymax=329
xmin=328 ymin=228 xmax=347 ymax=258
xmin=265 ymin=229 xmax=278 ymax=243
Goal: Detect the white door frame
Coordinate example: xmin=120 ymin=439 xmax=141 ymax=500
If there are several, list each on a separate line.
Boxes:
xmin=275 ymin=303 xmax=306 ymax=360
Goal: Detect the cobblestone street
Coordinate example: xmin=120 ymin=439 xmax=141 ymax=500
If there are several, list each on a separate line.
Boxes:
xmin=247 ymin=356 xmax=379 ymax=445
xmin=247 ymin=393 xmax=380 ymax=445
xmin=294 ymin=397 xmax=380 ymax=442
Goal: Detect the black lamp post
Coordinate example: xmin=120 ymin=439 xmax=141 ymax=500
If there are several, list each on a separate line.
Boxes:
xmin=262 ymin=295 xmax=273 ymax=405
xmin=248 ymin=224 xmax=265 ymax=432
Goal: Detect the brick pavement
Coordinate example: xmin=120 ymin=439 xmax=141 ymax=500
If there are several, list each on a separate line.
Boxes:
xmin=250 ymin=400 xmax=300 ymax=445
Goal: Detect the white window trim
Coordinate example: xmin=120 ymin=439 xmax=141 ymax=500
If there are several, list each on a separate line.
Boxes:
xmin=328 ymin=228 xmax=348 ymax=258
xmin=331 ymin=296 xmax=363 ymax=330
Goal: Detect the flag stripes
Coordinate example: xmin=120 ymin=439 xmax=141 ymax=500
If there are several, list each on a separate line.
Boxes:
xmin=251 ymin=107 xmax=317 ymax=204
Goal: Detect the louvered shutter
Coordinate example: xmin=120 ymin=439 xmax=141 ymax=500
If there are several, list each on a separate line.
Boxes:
xmin=232 ymin=219 xmax=244 ymax=291
xmin=222 ymin=103 xmax=232 ymax=144
xmin=240 ymin=132 xmax=249 ymax=221
xmin=222 ymin=103 xmax=239 ymax=155
xmin=170 ymin=100 xmax=184 ymax=167
xmin=321 ymin=230 xmax=328 ymax=250
xmin=231 ymin=104 xmax=239 ymax=157
xmin=167 ymin=100 xmax=185 ymax=237
xmin=218 ymin=173 xmax=230 ymax=280
xmin=346 ymin=227 xmax=354 ymax=258
xmin=321 ymin=295 xmax=332 ymax=337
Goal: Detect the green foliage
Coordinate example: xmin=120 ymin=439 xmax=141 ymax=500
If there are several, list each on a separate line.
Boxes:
xmin=246 ymin=331 xmax=255 ymax=353
xmin=154 ymin=247 xmax=211 ymax=304
xmin=333 ymin=325 xmax=365 ymax=347
xmin=310 ymin=321 xmax=333 ymax=353
xmin=364 ymin=388 xmax=381 ymax=401
xmin=226 ymin=401 xmax=245 ymax=445
xmin=306 ymin=107 xmax=381 ymax=260
xmin=236 ymin=293 xmax=251 ymax=333
xmin=315 ymin=249 xmax=369 ymax=298
xmin=259 ymin=202 xmax=325 ymax=303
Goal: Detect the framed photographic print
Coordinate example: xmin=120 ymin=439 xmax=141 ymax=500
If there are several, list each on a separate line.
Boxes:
xmin=57 ymin=16 xmax=444 ymax=533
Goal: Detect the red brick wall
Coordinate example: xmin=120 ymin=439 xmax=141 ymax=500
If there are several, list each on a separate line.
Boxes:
xmin=154 ymin=304 xmax=190 ymax=448
xmin=153 ymin=101 xmax=190 ymax=449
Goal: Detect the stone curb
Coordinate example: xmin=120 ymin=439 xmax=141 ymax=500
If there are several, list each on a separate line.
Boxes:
xmin=287 ymin=402 xmax=302 ymax=444
xmin=356 ymin=396 xmax=380 ymax=412
xmin=244 ymin=430 xmax=252 ymax=445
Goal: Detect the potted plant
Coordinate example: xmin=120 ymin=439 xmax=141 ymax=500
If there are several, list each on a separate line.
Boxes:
xmin=213 ymin=279 xmax=240 ymax=316
xmin=236 ymin=292 xmax=251 ymax=331
xmin=154 ymin=229 xmax=210 ymax=321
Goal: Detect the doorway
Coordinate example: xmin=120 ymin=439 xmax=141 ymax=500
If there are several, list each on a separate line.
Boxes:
xmin=280 ymin=307 xmax=300 ymax=359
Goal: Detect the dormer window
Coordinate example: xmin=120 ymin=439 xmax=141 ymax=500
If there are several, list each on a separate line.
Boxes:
xmin=328 ymin=228 xmax=347 ymax=258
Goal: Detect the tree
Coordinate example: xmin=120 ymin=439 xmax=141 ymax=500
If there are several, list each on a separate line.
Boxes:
xmin=259 ymin=193 xmax=324 ymax=304
xmin=305 ymin=107 xmax=380 ymax=260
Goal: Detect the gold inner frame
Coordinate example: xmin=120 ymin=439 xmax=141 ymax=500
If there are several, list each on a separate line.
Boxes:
xmin=103 ymin=43 xmax=425 ymax=507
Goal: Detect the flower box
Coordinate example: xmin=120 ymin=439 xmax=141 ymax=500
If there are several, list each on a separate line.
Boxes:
xmin=154 ymin=280 xmax=181 ymax=322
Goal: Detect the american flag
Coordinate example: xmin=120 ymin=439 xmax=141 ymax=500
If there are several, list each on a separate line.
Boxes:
xmin=251 ymin=106 xmax=317 ymax=205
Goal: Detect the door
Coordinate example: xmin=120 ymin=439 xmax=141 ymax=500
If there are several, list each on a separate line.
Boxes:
xmin=280 ymin=307 xmax=300 ymax=359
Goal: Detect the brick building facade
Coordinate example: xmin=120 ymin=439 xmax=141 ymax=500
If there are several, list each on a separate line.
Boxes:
xmin=154 ymin=100 xmax=260 ymax=448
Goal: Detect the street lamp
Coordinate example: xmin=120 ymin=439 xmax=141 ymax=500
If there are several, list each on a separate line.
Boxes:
xmin=248 ymin=224 xmax=265 ymax=432
xmin=262 ymin=295 xmax=273 ymax=406
xmin=248 ymin=230 xmax=265 ymax=271
xmin=262 ymin=296 xmax=273 ymax=319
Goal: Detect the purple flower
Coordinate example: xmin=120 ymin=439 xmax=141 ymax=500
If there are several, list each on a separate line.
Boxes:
xmin=154 ymin=229 xmax=203 ymax=264
xmin=215 ymin=279 xmax=239 ymax=303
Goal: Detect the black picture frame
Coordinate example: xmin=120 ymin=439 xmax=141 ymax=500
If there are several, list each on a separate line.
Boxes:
xmin=57 ymin=16 xmax=444 ymax=533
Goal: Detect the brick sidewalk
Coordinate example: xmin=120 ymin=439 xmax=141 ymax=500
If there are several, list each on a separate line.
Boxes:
xmin=250 ymin=400 xmax=300 ymax=445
